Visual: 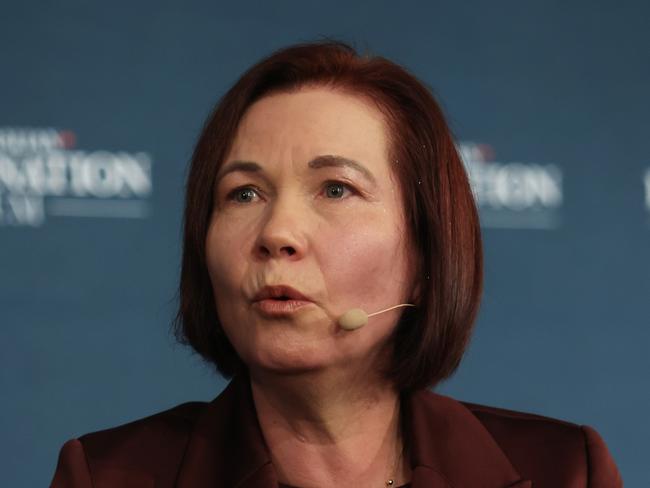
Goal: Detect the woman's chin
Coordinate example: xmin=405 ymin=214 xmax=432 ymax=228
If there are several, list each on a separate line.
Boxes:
xmin=250 ymin=348 xmax=336 ymax=375
xmin=228 ymin=318 xmax=385 ymax=376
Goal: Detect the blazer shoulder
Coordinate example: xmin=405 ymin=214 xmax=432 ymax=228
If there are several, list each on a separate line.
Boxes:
xmin=460 ymin=398 xmax=581 ymax=430
xmin=458 ymin=398 xmax=623 ymax=487
xmin=76 ymin=401 xmax=207 ymax=483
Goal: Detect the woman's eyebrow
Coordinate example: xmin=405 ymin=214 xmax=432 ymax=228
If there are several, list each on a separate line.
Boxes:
xmin=308 ymin=155 xmax=376 ymax=185
xmin=216 ymin=161 xmax=263 ymax=183
xmin=216 ymin=155 xmax=377 ymax=186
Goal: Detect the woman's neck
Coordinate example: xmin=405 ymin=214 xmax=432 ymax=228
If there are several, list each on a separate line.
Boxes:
xmin=249 ymin=367 xmax=411 ymax=487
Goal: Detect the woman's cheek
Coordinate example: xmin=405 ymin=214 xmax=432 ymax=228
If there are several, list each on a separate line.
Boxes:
xmin=206 ymin=225 xmax=247 ymax=308
xmin=319 ymin=218 xmax=401 ymax=306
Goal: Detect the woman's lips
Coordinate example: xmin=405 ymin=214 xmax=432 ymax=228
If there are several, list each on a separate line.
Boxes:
xmin=253 ymin=298 xmax=314 ymax=316
xmin=253 ymin=284 xmax=311 ymax=302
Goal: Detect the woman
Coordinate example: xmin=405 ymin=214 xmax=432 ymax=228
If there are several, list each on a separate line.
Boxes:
xmin=51 ymin=41 xmax=622 ymax=487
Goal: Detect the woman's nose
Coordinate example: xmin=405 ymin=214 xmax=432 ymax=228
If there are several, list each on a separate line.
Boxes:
xmin=254 ymin=200 xmax=307 ymax=261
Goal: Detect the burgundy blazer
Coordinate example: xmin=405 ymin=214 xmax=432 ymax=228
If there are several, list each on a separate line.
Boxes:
xmin=51 ymin=374 xmax=623 ymax=487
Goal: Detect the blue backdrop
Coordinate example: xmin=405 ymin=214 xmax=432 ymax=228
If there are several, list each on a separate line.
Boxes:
xmin=2 ymin=1 xmax=648 ymax=486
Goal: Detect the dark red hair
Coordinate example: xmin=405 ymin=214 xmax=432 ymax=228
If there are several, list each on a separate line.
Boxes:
xmin=173 ymin=41 xmax=483 ymax=392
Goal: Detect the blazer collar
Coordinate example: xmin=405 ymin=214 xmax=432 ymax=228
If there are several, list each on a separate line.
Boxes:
xmin=176 ymin=374 xmax=531 ymax=488
xmin=403 ymin=389 xmax=531 ymax=487
xmin=176 ymin=374 xmax=275 ymax=487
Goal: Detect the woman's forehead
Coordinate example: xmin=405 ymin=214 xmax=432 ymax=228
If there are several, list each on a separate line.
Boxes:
xmin=225 ymin=87 xmax=391 ymax=176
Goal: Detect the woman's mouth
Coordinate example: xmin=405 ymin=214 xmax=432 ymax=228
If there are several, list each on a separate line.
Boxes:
xmin=251 ymin=285 xmax=315 ymax=316
xmin=252 ymin=297 xmax=314 ymax=316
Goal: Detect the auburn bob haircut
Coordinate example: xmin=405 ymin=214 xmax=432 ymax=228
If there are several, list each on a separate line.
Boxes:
xmin=173 ymin=41 xmax=483 ymax=392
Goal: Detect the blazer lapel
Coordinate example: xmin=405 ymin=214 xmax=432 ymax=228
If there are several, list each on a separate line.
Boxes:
xmin=404 ymin=390 xmax=531 ymax=487
xmin=176 ymin=374 xmax=277 ymax=488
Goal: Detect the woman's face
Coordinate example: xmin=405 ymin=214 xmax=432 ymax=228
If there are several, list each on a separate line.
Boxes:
xmin=206 ymin=87 xmax=417 ymax=375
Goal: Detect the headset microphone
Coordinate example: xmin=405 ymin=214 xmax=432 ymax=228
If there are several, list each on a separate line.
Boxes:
xmin=338 ymin=303 xmax=416 ymax=331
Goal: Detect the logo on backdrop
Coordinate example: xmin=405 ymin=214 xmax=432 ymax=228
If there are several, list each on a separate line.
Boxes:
xmin=0 ymin=128 xmax=153 ymax=227
xmin=459 ymin=142 xmax=563 ymax=229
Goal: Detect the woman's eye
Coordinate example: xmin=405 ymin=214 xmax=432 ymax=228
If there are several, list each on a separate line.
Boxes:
xmin=225 ymin=182 xmax=354 ymax=204
xmin=324 ymin=181 xmax=353 ymax=199
xmin=226 ymin=186 xmax=259 ymax=204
